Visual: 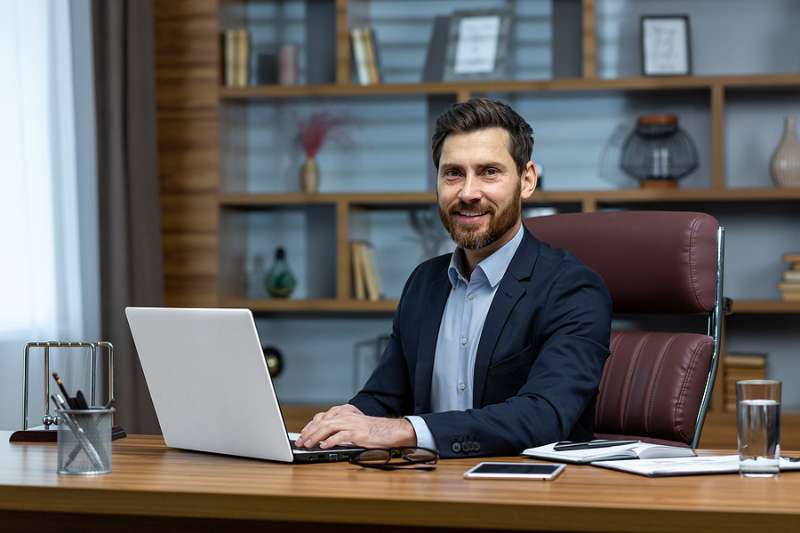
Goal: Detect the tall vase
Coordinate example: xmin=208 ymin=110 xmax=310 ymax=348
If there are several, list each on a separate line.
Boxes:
xmin=770 ymin=116 xmax=800 ymax=188
xmin=300 ymin=157 xmax=320 ymax=193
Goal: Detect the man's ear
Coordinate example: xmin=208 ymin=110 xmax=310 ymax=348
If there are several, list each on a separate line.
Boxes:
xmin=520 ymin=161 xmax=537 ymax=199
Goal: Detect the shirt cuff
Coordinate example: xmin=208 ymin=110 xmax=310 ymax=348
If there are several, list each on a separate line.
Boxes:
xmin=405 ymin=416 xmax=437 ymax=450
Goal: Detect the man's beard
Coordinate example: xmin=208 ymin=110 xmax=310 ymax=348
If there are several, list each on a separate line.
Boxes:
xmin=438 ymin=188 xmax=521 ymax=250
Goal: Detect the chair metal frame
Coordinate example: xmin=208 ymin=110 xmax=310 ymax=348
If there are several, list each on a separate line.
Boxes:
xmin=690 ymin=226 xmax=726 ymax=449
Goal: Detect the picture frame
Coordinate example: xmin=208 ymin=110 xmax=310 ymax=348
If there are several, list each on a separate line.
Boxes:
xmin=443 ymin=9 xmax=512 ymax=81
xmin=640 ymin=15 xmax=692 ymax=77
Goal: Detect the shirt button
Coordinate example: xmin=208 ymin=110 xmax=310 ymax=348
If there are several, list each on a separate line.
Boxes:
xmin=467 ymin=293 xmax=475 ymax=301
xmin=458 ymin=382 xmax=466 ymax=391
xmin=460 ymin=336 xmax=468 ymax=345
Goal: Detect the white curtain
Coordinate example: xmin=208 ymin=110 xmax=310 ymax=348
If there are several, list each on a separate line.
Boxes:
xmin=0 ymin=0 xmax=98 ymax=430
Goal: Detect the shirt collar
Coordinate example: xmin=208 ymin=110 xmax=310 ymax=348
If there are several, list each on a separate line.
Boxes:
xmin=447 ymin=224 xmax=525 ymax=289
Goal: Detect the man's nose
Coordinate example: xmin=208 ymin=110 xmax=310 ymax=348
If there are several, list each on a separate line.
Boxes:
xmin=458 ymin=174 xmax=482 ymax=202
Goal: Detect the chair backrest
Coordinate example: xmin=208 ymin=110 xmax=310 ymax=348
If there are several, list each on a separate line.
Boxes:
xmin=524 ymin=211 xmax=723 ymax=447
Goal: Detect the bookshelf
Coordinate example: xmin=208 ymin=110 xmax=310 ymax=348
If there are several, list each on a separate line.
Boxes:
xmin=220 ymin=73 xmax=800 ymax=100
xmin=156 ymin=0 xmax=800 ymax=415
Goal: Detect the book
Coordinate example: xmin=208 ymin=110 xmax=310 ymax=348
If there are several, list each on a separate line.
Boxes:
xmin=236 ymin=29 xmax=250 ymax=87
xmin=784 ymin=270 xmax=800 ymax=283
xmin=422 ymin=16 xmax=450 ymax=81
xmin=351 ymin=241 xmax=366 ymax=300
xmin=725 ymin=353 xmax=767 ymax=368
xmin=783 ymin=253 xmax=800 ymax=266
xmin=521 ymin=441 xmax=695 ymax=464
xmin=223 ymin=30 xmax=236 ymax=87
xmin=363 ymin=27 xmax=381 ymax=84
xmin=351 ymin=28 xmax=369 ymax=85
xmin=778 ymin=282 xmax=800 ymax=292
xmin=360 ymin=243 xmax=382 ymax=301
xmin=592 ymin=455 xmax=800 ymax=477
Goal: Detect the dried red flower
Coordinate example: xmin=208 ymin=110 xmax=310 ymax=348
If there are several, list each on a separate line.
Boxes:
xmin=295 ymin=112 xmax=353 ymax=158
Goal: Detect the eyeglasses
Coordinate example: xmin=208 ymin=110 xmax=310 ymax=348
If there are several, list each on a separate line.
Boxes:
xmin=349 ymin=447 xmax=439 ymax=471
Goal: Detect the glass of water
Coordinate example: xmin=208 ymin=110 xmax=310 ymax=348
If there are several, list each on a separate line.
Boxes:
xmin=737 ymin=380 xmax=781 ymax=478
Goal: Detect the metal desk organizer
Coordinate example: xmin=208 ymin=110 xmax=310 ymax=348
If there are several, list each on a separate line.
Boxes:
xmin=10 ymin=341 xmax=127 ymax=442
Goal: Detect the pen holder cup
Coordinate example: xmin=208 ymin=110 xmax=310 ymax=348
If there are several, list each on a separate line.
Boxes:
xmin=56 ymin=408 xmax=114 ymax=475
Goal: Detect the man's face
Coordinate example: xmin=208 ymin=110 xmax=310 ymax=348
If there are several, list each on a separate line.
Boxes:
xmin=436 ymin=128 xmax=535 ymax=250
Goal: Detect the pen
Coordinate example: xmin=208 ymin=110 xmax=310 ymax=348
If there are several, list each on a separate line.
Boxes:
xmin=75 ymin=390 xmax=90 ymax=410
xmin=52 ymin=372 xmax=79 ymax=409
xmin=553 ymin=439 xmax=639 ymax=451
xmin=51 ymin=395 xmax=86 ymax=468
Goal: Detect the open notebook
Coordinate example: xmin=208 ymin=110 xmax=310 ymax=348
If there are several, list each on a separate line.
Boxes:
xmin=593 ymin=455 xmax=800 ymax=477
xmin=522 ymin=441 xmax=696 ymax=464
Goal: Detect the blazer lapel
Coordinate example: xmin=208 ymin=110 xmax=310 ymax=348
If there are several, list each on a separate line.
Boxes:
xmin=472 ymin=230 xmax=540 ymax=408
xmin=414 ymin=270 xmax=451 ymax=414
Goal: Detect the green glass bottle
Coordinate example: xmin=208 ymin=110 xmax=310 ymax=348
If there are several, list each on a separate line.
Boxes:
xmin=264 ymin=247 xmax=297 ymax=298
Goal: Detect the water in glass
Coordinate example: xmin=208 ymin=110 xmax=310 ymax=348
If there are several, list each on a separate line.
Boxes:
xmin=738 ymin=398 xmax=780 ymax=477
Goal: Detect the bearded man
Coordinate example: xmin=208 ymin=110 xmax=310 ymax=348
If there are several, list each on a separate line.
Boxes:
xmin=296 ymin=98 xmax=612 ymax=457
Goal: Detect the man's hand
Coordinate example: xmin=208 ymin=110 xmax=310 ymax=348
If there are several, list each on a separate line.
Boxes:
xmin=295 ymin=404 xmax=417 ymax=449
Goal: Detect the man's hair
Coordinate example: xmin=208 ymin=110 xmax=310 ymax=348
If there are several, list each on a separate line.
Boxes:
xmin=431 ymin=97 xmax=534 ymax=176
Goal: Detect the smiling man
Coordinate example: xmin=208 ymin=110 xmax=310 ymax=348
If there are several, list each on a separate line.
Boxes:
xmin=296 ymin=98 xmax=612 ymax=457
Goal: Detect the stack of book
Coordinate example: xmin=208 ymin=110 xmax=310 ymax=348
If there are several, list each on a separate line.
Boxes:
xmin=221 ymin=29 xmax=250 ymax=87
xmin=779 ymin=253 xmax=800 ymax=301
xmin=350 ymin=27 xmax=381 ymax=85
xmin=724 ymin=352 xmax=767 ymax=411
xmin=351 ymin=241 xmax=382 ymax=301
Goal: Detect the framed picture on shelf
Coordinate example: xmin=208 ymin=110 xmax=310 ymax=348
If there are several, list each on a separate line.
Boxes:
xmin=640 ymin=15 xmax=692 ymax=76
xmin=443 ymin=9 xmax=511 ymax=81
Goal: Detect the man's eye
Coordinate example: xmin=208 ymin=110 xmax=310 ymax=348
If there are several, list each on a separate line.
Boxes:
xmin=444 ymin=169 xmax=461 ymax=177
xmin=485 ymin=168 xmax=498 ymax=176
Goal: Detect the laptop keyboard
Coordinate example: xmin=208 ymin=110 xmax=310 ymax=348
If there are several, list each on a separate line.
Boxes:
xmin=291 ymin=440 xmax=325 ymax=452
xmin=291 ymin=440 xmax=359 ymax=452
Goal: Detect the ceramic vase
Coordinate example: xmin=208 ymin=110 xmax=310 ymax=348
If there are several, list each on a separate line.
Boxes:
xmin=300 ymin=157 xmax=320 ymax=193
xmin=770 ymin=116 xmax=800 ymax=188
xmin=262 ymin=345 xmax=284 ymax=378
xmin=264 ymin=247 xmax=297 ymax=298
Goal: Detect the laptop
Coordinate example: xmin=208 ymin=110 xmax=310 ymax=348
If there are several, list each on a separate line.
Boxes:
xmin=125 ymin=307 xmax=365 ymax=463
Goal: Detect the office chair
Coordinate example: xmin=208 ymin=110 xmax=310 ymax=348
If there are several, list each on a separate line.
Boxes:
xmin=524 ymin=211 xmax=724 ymax=448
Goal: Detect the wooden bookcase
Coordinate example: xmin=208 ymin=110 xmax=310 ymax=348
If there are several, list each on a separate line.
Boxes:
xmin=155 ymin=0 xmax=800 ymax=417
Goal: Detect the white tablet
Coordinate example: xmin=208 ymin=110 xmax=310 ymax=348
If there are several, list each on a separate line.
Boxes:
xmin=463 ymin=462 xmax=565 ymax=480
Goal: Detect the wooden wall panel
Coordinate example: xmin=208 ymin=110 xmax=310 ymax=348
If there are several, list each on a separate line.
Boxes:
xmin=153 ymin=0 xmax=218 ymax=19
xmin=155 ymin=0 xmax=220 ymax=308
xmin=164 ymin=276 xmax=219 ymax=307
xmin=156 ymin=68 xmax=218 ymax=110
xmin=162 ymin=234 xmax=219 ymax=277
xmin=158 ymin=113 xmax=219 ymax=193
xmin=160 ymin=193 xmax=218 ymax=233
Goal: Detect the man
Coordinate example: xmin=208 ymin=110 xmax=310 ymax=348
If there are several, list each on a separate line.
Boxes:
xmin=296 ymin=98 xmax=612 ymax=457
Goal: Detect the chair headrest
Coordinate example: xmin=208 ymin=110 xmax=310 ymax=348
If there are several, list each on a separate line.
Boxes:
xmin=524 ymin=211 xmax=720 ymax=314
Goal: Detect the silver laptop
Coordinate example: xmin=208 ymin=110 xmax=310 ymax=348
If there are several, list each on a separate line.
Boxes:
xmin=125 ymin=307 xmax=364 ymax=463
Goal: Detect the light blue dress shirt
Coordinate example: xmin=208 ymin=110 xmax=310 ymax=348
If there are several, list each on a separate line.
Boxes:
xmin=407 ymin=225 xmax=524 ymax=450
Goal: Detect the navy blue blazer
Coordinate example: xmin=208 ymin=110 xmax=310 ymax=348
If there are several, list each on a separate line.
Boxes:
xmin=350 ymin=226 xmax=612 ymax=458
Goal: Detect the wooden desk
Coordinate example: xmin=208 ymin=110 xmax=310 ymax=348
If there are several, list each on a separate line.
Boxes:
xmin=1 ymin=432 xmax=799 ymax=533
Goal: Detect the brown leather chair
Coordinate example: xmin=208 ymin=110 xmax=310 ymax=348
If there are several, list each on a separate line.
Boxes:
xmin=524 ymin=211 xmax=724 ymax=448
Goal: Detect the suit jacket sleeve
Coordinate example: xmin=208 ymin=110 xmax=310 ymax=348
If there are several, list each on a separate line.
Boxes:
xmin=347 ymin=266 xmax=419 ymax=417
xmin=419 ymin=263 xmax=611 ymax=458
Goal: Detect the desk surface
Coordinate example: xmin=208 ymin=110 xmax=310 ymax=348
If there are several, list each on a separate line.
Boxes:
xmin=1 ymin=431 xmax=799 ymax=533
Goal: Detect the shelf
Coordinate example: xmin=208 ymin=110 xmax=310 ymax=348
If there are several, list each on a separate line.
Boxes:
xmin=219 ymin=73 xmax=800 ymax=100
xmin=220 ymin=298 xmax=398 ymax=313
xmin=219 ymin=192 xmax=436 ymax=207
xmin=218 ymin=188 xmax=800 ymax=208
xmin=730 ymin=299 xmax=800 ymax=314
